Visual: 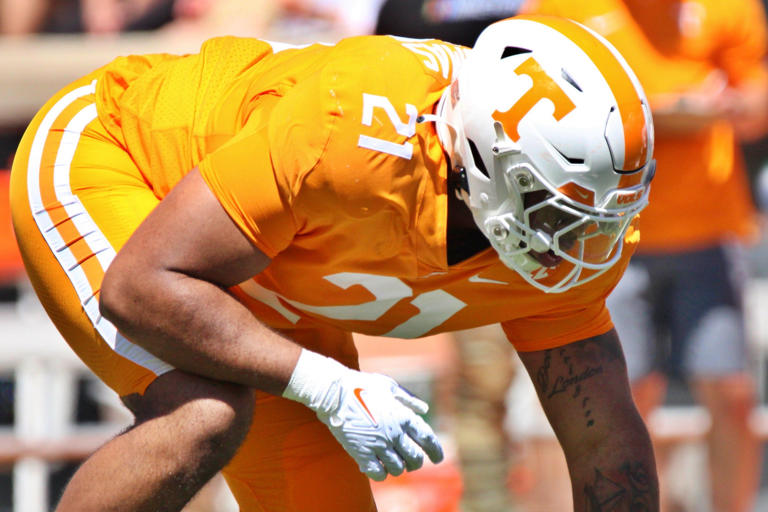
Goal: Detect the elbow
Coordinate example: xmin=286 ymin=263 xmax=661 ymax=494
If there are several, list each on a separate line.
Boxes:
xmin=99 ymin=262 xmax=136 ymax=332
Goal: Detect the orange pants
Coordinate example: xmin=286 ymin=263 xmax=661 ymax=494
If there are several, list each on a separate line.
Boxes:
xmin=10 ymin=73 xmax=375 ymax=511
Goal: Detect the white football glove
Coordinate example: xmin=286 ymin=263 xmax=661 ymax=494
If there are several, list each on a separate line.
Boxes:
xmin=283 ymin=349 xmax=444 ymax=481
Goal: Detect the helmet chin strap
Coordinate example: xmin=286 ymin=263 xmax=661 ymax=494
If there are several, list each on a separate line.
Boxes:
xmin=417 ymin=87 xmax=458 ymax=153
xmin=418 ymin=90 xmax=472 ymax=197
xmin=415 ymin=113 xmax=447 ymax=125
xmin=416 ymin=110 xmax=459 ymax=161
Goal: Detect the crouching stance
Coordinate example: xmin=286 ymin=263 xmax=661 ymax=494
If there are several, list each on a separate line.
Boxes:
xmin=11 ymin=15 xmax=658 ymax=511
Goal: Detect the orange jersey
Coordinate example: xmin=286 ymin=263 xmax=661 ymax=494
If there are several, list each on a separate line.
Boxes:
xmin=522 ymin=0 xmax=767 ymax=251
xmin=92 ymin=35 xmax=635 ymax=352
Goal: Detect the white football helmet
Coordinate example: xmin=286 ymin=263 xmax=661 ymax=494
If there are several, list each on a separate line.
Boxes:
xmin=434 ymin=15 xmax=655 ymax=293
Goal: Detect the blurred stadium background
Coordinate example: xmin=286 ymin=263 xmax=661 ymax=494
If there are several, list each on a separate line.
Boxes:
xmin=3 ymin=1 xmax=768 ymax=511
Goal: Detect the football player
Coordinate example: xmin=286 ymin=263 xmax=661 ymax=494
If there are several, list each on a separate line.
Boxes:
xmin=10 ymin=16 xmax=658 ymax=511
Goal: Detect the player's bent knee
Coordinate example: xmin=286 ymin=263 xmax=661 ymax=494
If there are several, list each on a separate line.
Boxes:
xmin=122 ymin=370 xmax=255 ymax=462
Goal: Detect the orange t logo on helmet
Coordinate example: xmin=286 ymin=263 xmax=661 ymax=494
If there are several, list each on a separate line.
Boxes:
xmin=492 ymin=57 xmax=576 ymax=142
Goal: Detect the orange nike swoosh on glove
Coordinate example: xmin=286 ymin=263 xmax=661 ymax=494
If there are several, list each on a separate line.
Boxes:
xmin=353 ymin=387 xmax=378 ymax=426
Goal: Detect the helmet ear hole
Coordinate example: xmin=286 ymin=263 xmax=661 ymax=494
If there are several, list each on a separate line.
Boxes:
xmin=467 ymin=139 xmax=489 ymax=177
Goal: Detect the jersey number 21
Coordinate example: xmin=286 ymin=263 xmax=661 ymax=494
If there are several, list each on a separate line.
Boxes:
xmin=357 ymin=93 xmax=418 ymax=160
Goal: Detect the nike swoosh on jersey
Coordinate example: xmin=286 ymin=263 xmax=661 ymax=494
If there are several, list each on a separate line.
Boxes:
xmin=468 ymin=274 xmax=509 ymax=285
xmin=353 ymin=387 xmax=378 ymax=426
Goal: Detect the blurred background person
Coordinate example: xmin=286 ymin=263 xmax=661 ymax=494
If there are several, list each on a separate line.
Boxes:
xmin=278 ymin=0 xmax=384 ymax=37
xmin=522 ymin=0 xmax=768 ymax=510
xmin=0 ymin=0 xmax=176 ymax=36
xmin=0 ymin=0 xmax=284 ymax=38
xmin=0 ymin=0 xmax=48 ymax=35
xmin=449 ymin=325 xmax=517 ymax=512
xmin=376 ymin=0 xmax=522 ymax=46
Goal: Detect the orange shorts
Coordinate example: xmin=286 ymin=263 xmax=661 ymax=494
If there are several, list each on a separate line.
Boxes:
xmin=10 ymin=74 xmax=375 ymax=511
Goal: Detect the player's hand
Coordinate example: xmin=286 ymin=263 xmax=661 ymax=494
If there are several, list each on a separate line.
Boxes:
xmin=283 ymin=349 xmax=444 ymax=480
xmin=317 ymin=371 xmax=443 ymax=480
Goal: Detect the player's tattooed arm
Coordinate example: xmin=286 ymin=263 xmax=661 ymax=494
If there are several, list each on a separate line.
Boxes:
xmin=517 ymin=328 xmax=659 ymax=511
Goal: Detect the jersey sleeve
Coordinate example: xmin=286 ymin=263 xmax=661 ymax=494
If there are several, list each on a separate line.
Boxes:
xmin=198 ymin=54 xmax=340 ymax=258
xmin=501 ymin=300 xmax=614 ymax=352
xmin=201 ymin=35 xmax=460 ymax=264
xmin=198 ymin=95 xmax=299 ymax=258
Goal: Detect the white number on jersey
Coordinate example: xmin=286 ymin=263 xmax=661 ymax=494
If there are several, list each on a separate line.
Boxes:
xmin=358 ymin=93 xmax=418 ymax=159
xmin=238 ymin=273 xmax=467 ymax=338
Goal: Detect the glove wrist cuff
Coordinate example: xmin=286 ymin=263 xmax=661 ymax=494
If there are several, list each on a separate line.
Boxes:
xmin=282 ymin=349 xmax=347 ymax=413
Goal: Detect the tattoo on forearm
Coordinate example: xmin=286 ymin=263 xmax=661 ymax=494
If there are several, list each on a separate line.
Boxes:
xmin=583 ymin=397 xmax=593 ymax=427
xmin=583 ymin=463 xmax=655 ymax=511
xmin=547 ymin=363 xmax=602 ymax=399
xmin=533 ymin=334 xmax=624 ymax=428
xmin=535 ymin=349 xmax=552 ymax=391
